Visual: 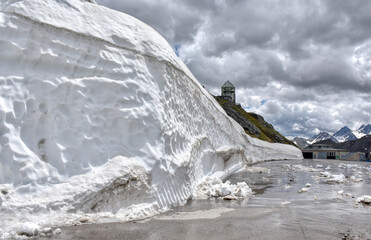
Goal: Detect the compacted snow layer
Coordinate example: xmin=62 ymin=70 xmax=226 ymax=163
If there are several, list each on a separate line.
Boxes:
xmin=0 ymin=0 xmax=302 ymax=235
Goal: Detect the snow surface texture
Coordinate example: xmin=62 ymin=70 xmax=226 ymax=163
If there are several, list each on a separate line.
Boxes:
xmin=0 ymin=0 xmax=302 ymax=235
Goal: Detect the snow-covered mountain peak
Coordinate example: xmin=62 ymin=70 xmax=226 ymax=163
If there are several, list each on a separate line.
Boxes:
xmin=358 ymin=124 xmax=371 ymax=134
xmin=353 ymin=124 xmax=371 ymax=139
xmin=308 ymin=132 xmax=338 ymax=144
xmin=337 ymin=126 xmax=351 ymax=132
xmin=333 ymin=126 xmax=357 ymax=142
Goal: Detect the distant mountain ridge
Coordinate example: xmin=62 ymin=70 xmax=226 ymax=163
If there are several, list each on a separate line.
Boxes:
xmin=293 ymin=124 xmax=371 ymax=149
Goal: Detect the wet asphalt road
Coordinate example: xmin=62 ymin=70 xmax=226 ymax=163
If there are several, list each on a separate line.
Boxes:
xmin=49 ymin=159 xmax=371 ymax=240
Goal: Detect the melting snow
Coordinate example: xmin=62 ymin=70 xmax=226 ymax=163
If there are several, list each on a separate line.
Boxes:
xmin=318 ymin=172 xmax=346 ymax=183
xmin=17 ymin=222 xmax=40 ymax=237
xmin=356 ymin=195 xmax=371 ymax=204
xmin=195 ymin=177 xmax=253 ymax=200
xmin=298 ymin=187 xmax=309 ymax=193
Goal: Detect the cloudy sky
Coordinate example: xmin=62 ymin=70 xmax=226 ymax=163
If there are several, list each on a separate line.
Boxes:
xmin=96 ymin=0 xmax=371 ymax=138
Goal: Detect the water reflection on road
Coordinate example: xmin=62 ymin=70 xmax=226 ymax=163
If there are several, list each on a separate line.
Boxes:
xmin=56 ymin=159 xmax=371 ymax=240
xmin=176 ymin=159 xmax=371 ymax=239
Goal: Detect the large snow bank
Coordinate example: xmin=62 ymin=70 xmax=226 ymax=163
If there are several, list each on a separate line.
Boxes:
xmin=0 ymin=0 xmax=302 ymax=234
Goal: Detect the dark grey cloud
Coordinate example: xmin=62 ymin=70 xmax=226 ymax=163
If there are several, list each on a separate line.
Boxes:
xmin=96 ymin=0 xmax=371 ymax=138
xmin=97 ymin=0 xmax=207 ymax=45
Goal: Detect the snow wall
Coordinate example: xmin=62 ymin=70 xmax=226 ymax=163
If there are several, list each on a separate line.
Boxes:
xmin=0 ymin=0 xmax=302 ymax=232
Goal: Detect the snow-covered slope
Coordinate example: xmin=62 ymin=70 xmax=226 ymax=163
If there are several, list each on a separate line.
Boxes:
xmin=0 ymin=0 xmax=302 ymax=235
xmin=353 ymin=124 xmax=371 ymax=139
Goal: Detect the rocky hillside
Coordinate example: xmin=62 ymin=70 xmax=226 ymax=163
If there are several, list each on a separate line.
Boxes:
xmin=214 ymin=96 xmax=295 ymax=146
xmin=293 ymin=137 xmax=309 ymax=149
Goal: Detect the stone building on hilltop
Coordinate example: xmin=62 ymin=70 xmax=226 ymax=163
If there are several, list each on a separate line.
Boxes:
xmin=220 ymin=81 xmax=235 ymax=104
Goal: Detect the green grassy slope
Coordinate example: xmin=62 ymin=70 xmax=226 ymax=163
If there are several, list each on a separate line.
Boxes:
xmin=214 ymin=96 xmax=296 ymax=146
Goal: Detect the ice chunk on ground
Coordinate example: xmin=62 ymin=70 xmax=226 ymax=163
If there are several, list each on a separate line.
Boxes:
xmin=316 ymin=164 xmax=323 ymax=168
xmin=53 ymin=228 xmax=62 ymax=236
xmin=356 ymin=195 xmax=371 ymax=204
xmin=195 ymin=177 xmax=253 ymax=200
xmin=306 ymin=183 xmax=311 ymax=187
xmin=17 ymin=222 xmax=40 ymax=237
xmin=298 ymin=187 xmax=309 ymax=193
xmin=40 ymin=228 xmax=53 ymax=236
xmin=326 ymin=174 xmax=346 ymax=184
xmin=318 ymin=170 xmax=363 ymax=184
xmin=338 ymin=163 xmax=361 ymax=169
xmin=350 ymin=175 xmax=363 ymax=183
xmin=320 ymin=172 xmax=332 ymax=178
xmin=337 ymin=190 xmax=344 ymax=196
xmin=317 ymin=172 xmax=346 ymax=183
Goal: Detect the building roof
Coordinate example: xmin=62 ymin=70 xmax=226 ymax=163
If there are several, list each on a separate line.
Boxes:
xmin=303 ymin=143 xmax=348 ymax=152
xmin=312 ymin=144 xmax=332 ymax=147
xmin=222 ymin=81 xmax=234 ymax=88
xmin=302 ymin=148 xmax=348 ymax=152
xmin=302 ymin=146 xmax=348 ymax=151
